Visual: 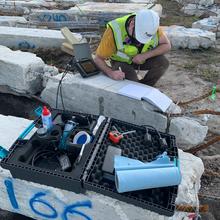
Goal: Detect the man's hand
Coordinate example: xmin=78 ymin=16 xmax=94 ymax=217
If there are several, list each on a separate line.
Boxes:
xmin=132 ymin=54 xmax=147 ymax=64
xmin=109 ymin=70 xmax=125 ymax=80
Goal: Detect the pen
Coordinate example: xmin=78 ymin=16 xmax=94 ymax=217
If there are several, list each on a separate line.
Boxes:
xmin=119 ymin=66 xmax=125 ymax=80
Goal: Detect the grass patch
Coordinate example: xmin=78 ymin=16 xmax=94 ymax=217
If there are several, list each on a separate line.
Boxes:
xmin=199 ymin=68 xmax=219 ymax=82
xmin=183 ymin=61 xmax=199 ymax=70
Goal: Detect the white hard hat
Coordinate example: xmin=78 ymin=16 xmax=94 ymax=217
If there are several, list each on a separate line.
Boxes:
xmin=135 ymin=9 xmax=160 ymax=44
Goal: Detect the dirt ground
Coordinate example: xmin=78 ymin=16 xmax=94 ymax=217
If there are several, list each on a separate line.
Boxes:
xmin=156 ymin=46 xmax=220 ymax=220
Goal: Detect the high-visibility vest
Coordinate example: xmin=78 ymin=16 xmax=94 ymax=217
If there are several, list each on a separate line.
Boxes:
xmin=107 ymin=14 xmax=159 ymax=64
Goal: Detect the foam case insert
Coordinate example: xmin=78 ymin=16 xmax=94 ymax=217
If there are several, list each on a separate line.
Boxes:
xmin=1 ymin=109 xmax=179 ymax=216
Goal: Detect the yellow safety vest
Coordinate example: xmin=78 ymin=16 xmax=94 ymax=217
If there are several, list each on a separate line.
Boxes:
xmin=107 ymin=14 xmax=159 ymax=64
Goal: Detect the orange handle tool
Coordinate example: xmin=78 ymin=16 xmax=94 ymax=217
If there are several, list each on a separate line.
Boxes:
xmin=108 ymin=131 xmax=123 ymax=144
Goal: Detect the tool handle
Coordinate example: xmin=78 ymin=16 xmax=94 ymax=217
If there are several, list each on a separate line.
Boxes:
xmin=122 ymin=130 xmax=136 ymax=135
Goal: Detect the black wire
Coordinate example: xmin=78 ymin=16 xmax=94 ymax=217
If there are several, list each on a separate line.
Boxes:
xmin=55 ymin=68 xmax=69 ymax=110
xmin=55 ymin=58 xmax=75 ymax=110
xmin=59 ymin=71 xmax=69 ymax=110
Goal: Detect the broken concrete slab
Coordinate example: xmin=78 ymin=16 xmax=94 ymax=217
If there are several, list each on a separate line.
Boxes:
xmin=0 ymin=4 xmax=29 ymax=16
xmin=181 ymin=3 xmax=220 ymax=17
xmin=0 ymin=114 xmax=204 ymax=220
xmin=69 ymin=2 xmax=163 ymax=17
xmin=69 ymin=2 xmax=162 ymax=26
xmin=0 ymin=46 xmax=45 ymax=94
xmin=176 ymin=149 xmax=204 ymax=206
xmin=41 ymin=73 xmax=169 ymax=131
xmin=163 ymin=25 xmax=216 ymax=49
xmin=175 ymin=0 xmax=214 ymax=7
xmin=0 ymin=16 xmax=27 ymax=27
xmin=0 ymin=0 xmax=54 ymax=9
xmin=192 ymin=16 xmax=220 ymax=38
xmin=0 ymin=114 xmax=36 ymax=149
xmin=0 ymin=26 xmax=85 ymax=49
xmin=29 ymin=2 xmax=162 ymax=28
xmin=29 ymin=9 xmax=100 ymax=30
xmin=42 ymin=65 xmax=59 ymax=88
xmin=169 ymin=117 xmax=208 ymax=150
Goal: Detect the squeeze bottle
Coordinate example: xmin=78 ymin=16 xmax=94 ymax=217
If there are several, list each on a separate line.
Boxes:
xmin=41 ymin=106 xmax=53 ymax=131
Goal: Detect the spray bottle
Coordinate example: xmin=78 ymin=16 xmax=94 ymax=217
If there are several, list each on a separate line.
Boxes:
xmin=41 ymin=106 xmax=53 ymax=131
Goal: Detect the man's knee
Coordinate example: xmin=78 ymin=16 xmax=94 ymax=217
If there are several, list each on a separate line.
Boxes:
xmin=157 ymin=55 xmax=169 ymax=70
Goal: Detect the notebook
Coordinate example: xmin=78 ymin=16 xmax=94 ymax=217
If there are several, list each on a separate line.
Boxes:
xmin=118 ymin=84 xmax=172 ymax=112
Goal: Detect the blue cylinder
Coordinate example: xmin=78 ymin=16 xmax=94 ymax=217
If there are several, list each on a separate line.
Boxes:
xmin=114 ymin=153 xmax=181 ymax=193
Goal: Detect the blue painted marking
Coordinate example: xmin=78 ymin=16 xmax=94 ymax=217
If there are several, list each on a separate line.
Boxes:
xmin=18 ymin=41 xmax=35 ymax=49
xmin=29 ymin=192 xmax=58 ymax=219
xmin=62 ymin=200 xmax=92 ymax=220
xmin=4 ymin=179 xmax=19 ymax=209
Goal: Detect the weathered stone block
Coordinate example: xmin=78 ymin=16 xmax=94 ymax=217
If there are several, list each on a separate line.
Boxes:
xmin=163 ymin=25 xmax=216 ymax=49
xmin=41 ymin=74 xmax=169 ymax=131
xmin=169 ymin=117 xmax=208 ymax=149
xmin=0 ymin=16 xmax=27 ymax=27
xmin=0 ymin=46 xmax=44 ymax=94
xmin=0 ymin=26 xmax=85 ymax=49
xmin=192 ymin=16 xmax=220 ymax=38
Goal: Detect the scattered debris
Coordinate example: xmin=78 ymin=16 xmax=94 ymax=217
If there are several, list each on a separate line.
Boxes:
xmin=193 ymin=16 xmax=220 ymax=38
xmin=163 ymin=25 xmax=216 ymax=49
xmin=187 ymin=135 xmax=220 ymax=154
xmin=169 ymin=117 xmax=208 ymax=149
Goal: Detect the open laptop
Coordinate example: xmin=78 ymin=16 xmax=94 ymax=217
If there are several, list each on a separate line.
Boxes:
xmin=73 ymin=43 xmax=100 ymax=78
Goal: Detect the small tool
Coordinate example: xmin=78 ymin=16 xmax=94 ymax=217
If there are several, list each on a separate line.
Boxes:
xmin=59 ymin=120 xmax=77 ymax=150
xmin=92 ymin=115 xmax=106 ymax=136
xmin=76 ymin=143 xmax=86 ymax=164
xmin=108 ymin=126 xmax=136 ymax=144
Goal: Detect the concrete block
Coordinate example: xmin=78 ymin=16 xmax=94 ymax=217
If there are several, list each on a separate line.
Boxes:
xmin=169 ymin=117 xmax=208 ymax=149
xmin=41 ymin=74 xmax=169 ymax=131
xmin=0 ymin=16 xmax=27 ymax=27
xmin=29 ymin=8 xmax=100 ymax=29
xmin=0 ymin=4 xmax=29 ymax=16
xmin=181 ymin=3 xmax=220 ymax=16
xmin=175 ymin=0 xmax=214 ymax=7
xmin=0 ymin=114 xmax=204 ymax=220
xmin=176 ymin=149 xmax=204 ymax=206
xmin=0 ymin=0 xmax=54 ymax=9
xmin=192 ymin=16 xmax=220 ymax=37
xmin=0 ymin=114 xmax=36 ymax=149
xmin=0 ymin=26 xmax=85 ymax=49
xmin=0 ymin=46 xmax=45 ymax=94
xmin=163 ymin=25 xmax=216 ymax=49
xmin=29 ymin=2 xmax=162 ymax=28
xmin=69 ymin=2 xmax=163 ymax=17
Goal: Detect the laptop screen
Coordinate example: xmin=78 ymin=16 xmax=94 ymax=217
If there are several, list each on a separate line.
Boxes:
xmin=74 ymin=43 xmax=92 ymax=61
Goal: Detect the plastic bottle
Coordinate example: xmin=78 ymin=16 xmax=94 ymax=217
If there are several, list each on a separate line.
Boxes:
xmin=41 ymin=106 xmax=53 ymax=131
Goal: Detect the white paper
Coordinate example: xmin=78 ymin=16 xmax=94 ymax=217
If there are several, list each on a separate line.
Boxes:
xmin=118 ymin=84 xmax=172 ymax=112
xmin=118 ymin=84 xmax=153 ymax=100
